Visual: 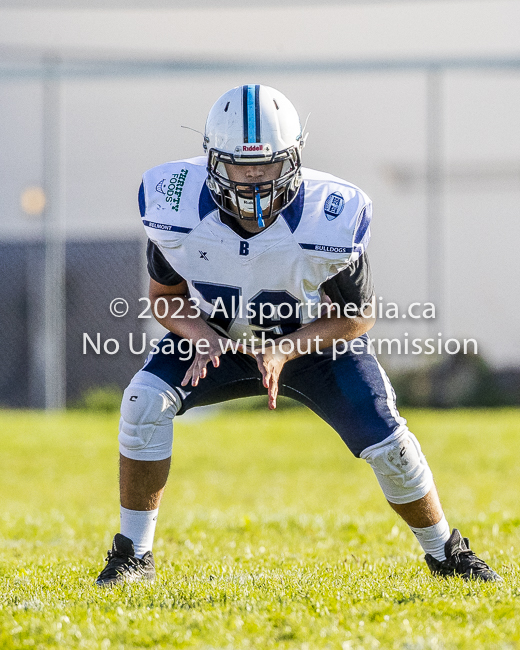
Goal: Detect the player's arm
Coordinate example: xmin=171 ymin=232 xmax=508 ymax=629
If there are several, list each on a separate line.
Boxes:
xmin=281 ymin=251 xmax=376 ymax=355
xmin=255 ymin=301 xmax=375 ymax=410
xmin=282 ymin=299 xmax=376 ymax=357
xmin=254 ymin=253 xmax=375 ymax=409
xmin=147 ymin=241 xmax=231 ymax=387
xmin=148 ymin=278 xmax=214 ymax=341
xmin=149 ymin=278 xmax=234 ymax=387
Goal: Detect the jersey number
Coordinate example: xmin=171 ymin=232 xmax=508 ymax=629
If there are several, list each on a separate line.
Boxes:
xmin=192 ymin=281 xmax=302 ymax=335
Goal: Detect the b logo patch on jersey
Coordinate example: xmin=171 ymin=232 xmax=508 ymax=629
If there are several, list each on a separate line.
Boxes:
xmin=324 ymin=192 xmax=345 ymax=220
xmin=239 ymin=241 xmax=250 ymax=256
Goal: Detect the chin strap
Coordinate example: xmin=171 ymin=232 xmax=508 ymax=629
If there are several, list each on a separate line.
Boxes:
xmin=255 ymin=189 xmax=265 ymax=228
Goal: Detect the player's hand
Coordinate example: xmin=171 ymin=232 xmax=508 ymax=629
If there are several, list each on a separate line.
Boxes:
xmin=181 ymin=335 xmax=225 ymax=387
xmin=254 ymin=346 xmax=289 ymax=410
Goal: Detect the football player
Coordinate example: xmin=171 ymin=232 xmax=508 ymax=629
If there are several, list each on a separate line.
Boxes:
xmin=96 ymin=85 xmax=500 ymax=585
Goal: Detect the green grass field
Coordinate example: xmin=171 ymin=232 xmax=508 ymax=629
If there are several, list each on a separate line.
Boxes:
xmin=1 ymin=406 xmax=519 ymax=649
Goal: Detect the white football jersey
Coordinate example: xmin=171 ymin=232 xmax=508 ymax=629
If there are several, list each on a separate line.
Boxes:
xmin=141 ymin=156 xmax=372 ymax=343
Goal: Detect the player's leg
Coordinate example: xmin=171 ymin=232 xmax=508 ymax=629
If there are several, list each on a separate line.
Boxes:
xmin=96 ymin=333 xmax=263 ymax=586
xmin=96 ymin=369 xmax=179 ymax=586
xmin=361 ymin=432 xmax=501 ymax=580
xmin=280 ymin=336 xmax=501 ymax=581
xmin=120 ymin=456 xmax=170 ymax=511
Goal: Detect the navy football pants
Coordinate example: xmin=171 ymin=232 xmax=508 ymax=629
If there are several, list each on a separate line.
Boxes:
xmin=141 ymin=332 xmax=405 ymax=458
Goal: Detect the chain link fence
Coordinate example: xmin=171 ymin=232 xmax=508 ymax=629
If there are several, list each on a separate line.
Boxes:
xmin=0 ymin=239 xmax=148 ymax=407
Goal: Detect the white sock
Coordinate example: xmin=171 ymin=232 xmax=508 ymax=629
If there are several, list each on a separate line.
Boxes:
xmin=409 ymin=514 xmax=451 ymax=561
xmin=120 ymin=506 xmax=159 ymax=558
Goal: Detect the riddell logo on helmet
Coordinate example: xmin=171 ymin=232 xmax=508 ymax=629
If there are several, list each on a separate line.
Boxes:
xmin=235 ymin=143 xmax=271 ymax=156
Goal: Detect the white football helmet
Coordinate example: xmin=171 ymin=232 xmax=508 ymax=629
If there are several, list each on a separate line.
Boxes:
xmin=204 ymin=84 xmax=305 ymax=227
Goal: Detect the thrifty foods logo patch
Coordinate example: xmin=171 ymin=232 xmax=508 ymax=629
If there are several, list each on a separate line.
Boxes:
xmin=324 ymin=192 xmax=345 ymax=220
xmin=165 ymin=169 xmax=189 ymax=211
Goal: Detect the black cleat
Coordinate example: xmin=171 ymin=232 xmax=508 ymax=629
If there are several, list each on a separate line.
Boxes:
xmin=425 ymin=528 xmax=502 ymax=582
xmin=95 ymin=533 xmax=156 ymax=587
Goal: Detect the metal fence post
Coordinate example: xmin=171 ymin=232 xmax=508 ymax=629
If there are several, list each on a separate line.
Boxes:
xmin=42 ymin=53 xmax=66 ymax=409
xmin=426 ymin=67 xmax=448 ymax=337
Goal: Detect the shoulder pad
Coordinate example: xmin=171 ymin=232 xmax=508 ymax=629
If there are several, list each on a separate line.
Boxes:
xmin=295 ymin=169 xmax=372 ymax=263
xmin=139 ymin=157 xmax=214 ymax=243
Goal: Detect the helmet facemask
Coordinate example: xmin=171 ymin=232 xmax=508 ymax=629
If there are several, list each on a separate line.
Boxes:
xmin=206 ymin=145 xmax=302 ymax=228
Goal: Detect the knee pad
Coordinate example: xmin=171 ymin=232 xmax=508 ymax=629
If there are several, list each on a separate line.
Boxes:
xmin=360 ymin=428 xmax=433 ymax=504
xmin=119 ymin=370 xmax=181 ymax=461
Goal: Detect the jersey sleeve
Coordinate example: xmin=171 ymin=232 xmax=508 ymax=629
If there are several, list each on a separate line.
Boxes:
xmin=321 ymin=252 xmax=374 ymax=311
xmin=146 ymin=240 xmax=185 ymax=286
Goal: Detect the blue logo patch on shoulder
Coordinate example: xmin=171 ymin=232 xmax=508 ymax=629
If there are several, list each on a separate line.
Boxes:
xmin=324 ymin=192 xmax=345 ymax=220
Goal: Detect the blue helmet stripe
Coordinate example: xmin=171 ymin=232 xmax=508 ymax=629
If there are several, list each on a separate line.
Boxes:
xmin=246 ymin=84 xmax=256 ymax=143
xmin=242 ymin=84 xmax=261 ymax=143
